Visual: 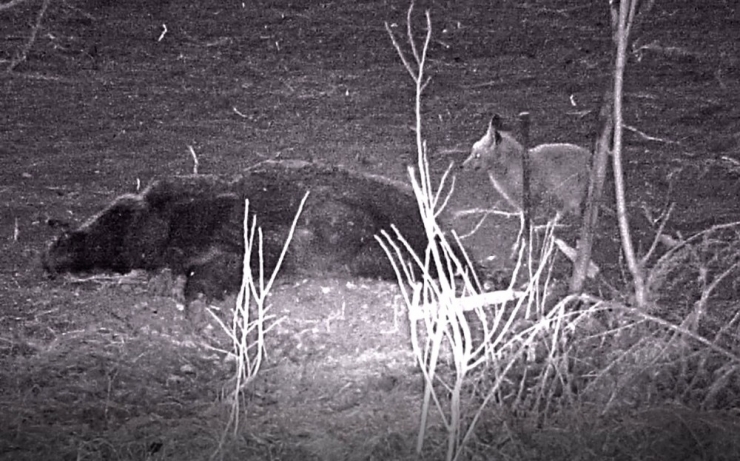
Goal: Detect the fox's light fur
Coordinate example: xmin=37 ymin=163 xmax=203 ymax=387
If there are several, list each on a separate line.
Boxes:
xmin=462 ymin=118 xmax=591 ymax=216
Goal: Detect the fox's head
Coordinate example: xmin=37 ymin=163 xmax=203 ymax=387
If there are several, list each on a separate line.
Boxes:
xmin=462 ymin=115 xmax=526 ymax=172
xmin=462 ymin=115 xmax=505 ymax=171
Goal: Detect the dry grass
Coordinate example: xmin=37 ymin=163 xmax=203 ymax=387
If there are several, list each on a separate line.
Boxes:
xmin=1 ymin=0 xmax=739 ymax=460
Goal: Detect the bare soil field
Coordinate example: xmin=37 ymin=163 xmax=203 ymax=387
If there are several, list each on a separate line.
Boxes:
xmin=1 ymin=0 xmax=739 ymax=459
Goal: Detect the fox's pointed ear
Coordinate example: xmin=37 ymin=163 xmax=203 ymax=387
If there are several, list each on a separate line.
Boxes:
xmin=487 ymin=114 xmax=503 ymax=145
xmin=479 ymin=121 xmax=494 ymax=148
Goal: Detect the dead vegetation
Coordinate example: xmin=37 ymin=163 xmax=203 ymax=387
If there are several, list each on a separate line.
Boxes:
xmin=1 ymin=0 xmax=739 ymax=460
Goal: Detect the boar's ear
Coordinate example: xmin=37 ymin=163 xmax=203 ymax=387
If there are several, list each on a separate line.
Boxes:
xmin=212 ymin=193 xmax=239 ymax=217
xmin=46 ymin=218 xmax=71 ymax=232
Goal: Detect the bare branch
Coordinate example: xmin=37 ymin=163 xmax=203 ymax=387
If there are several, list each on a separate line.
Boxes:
xmin=613 ymin=0 xmax=646 ymax=307
xmin=385 ymin=22 xmax=417 ymax=81
xmin=419 ymin=10 xmax=432 ymax=72
xmin=406 ymin=3 xmax=418 ymax=63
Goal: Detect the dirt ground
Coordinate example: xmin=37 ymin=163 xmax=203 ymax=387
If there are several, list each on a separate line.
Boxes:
xmin=1 ymin=0 xmax=739 ymax=460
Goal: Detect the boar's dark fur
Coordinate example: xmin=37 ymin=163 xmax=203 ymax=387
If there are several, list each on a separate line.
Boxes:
xmin=42 ymin=160 xmax=459 ymax=300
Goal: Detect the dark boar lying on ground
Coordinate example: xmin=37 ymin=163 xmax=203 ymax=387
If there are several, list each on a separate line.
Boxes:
xmin=42 ymin=160 xmax=459 ymax=300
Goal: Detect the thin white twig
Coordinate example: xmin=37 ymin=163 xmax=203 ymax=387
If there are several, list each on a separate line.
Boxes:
xmin=158 ymin=24 xmax=168 ymax=42
xmin=624 ymin=124 xmax=679 ymax=144
xmin=187 ymin=145 xmax=199 ymax=174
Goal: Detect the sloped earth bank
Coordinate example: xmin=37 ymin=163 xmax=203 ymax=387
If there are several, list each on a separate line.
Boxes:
xmin=2 ymin=0 xmax=740 ymax=459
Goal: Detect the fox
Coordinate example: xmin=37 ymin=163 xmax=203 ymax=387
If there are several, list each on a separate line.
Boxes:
xmin=462 ymin=116 xmax=591 ymax=217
